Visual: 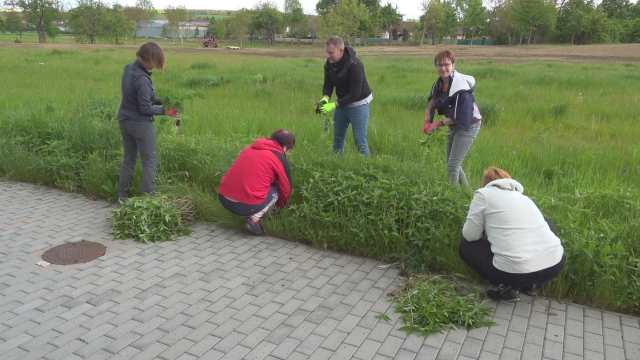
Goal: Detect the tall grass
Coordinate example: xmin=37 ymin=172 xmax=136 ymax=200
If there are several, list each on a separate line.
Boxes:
xmin=1 ymin=45 xmax=639 ymax=313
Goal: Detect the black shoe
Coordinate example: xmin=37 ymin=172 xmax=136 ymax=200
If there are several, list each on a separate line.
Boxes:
xmin=242 ymin=218 xmax=264 ymax=236
xmin=487 ymin=285 xmax=520 ymax=302
xmin=521 ymin=283 xmax=539 ymax=296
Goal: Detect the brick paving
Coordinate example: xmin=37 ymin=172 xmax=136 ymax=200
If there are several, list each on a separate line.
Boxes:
xmin=0 ymin=180 xmax=638 ymax=360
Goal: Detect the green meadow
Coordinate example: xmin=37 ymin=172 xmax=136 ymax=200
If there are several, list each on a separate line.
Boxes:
xmin=0 ymin=45 xmax=638 ymax=313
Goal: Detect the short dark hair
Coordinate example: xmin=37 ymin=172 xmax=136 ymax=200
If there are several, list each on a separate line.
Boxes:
xmin=434 ymin=49 xmax=455 ymax=66
xmin=136 ymin=42 xmax=165 ymax=71
xmin=270 ymin=129 xmax=296 ymax=150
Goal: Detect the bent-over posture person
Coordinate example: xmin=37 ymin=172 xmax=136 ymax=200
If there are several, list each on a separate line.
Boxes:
xmin=423 ymin=49 xmax=482 ymax=186
xmin=459 ymin=166 xmax=565 ymax=302
xmin=218 ymin=130 xmax=295 ymax=236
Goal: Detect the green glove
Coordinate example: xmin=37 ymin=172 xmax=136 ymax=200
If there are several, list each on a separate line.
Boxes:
xmin=320 ymin=102 xmax=336 ymax=114
xmin=315 ymin=98 xmax=328 ymax=114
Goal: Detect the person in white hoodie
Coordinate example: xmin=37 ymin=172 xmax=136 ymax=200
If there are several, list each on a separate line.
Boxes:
xmin=423 ymin=49 xmax=482 ymax=186
xmin=459 ymin=166 xmax=565 ymax=302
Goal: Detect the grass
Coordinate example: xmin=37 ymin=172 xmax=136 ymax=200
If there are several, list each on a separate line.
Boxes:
xmin=0 ymin=44 xmax=639 ymax=314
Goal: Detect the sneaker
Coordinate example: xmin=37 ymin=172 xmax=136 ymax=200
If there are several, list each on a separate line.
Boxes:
xmin=487 ymin=284 xmax=520 ymax=302
xmin=521 ymin=283 xmax=539 ymax=296
xmin=242 ymin=218 xmax=264 ymax=236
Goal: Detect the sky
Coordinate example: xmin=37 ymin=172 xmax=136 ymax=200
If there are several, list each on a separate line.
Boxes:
xmin=115 ymin=0 xmax=426 ymax=21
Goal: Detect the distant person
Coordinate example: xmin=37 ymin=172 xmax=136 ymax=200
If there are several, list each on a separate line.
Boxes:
xmin=116 ymin=42 xmax=178 ymax=203
xmin=218 ymin=130 xmax=295 ymax=236
xmin=423 ymin=49 xmax=482 ymax=186
xmin=318 ymin=36 xmax=373 ymax=157
xmin=459 ymin=166 xmax=565 ymax=302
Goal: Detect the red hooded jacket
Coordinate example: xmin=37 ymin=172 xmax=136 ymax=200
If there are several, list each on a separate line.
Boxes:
xmin=218 ymin=138 xmax=292 ymax=208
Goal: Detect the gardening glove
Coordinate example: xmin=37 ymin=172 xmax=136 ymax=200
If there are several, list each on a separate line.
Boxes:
xmin=315 ymin=98 xmax=328 ymax=114
xmin=166 ymin=108 xmax=179 ymax=117
xmin=320 ymin=102 xmax=336 ymax=114
xmin=423 ymin=120 xmax=444 ymax=134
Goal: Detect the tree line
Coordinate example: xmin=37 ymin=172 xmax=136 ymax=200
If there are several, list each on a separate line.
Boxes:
xmin=1 ymin=0 xmax=639 ymax=45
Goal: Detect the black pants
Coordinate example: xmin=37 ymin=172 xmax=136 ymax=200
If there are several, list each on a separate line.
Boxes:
xmin=458 ymin=217 xmax=564 ymax=288
xmin=218 ymin=184 xmax=278 ymax=217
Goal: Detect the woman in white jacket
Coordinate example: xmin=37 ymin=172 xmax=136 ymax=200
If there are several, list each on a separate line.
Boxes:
xmin=459 ymin=166 xmax=565 ymax=302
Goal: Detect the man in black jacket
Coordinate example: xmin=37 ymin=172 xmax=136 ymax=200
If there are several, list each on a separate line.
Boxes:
xmin=318 ymin=36 xmax=373 ymax=157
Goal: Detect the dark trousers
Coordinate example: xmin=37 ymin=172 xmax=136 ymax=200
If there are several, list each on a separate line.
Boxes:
xmin=218 ymin=184 xmax=278 ymax=217
xmin=458 ymin=217 xmax=564 ymax=288
xmin=117 ymin=120 xmax=157 ymax=197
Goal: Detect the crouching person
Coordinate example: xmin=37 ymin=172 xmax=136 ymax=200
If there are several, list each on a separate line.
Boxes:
xmin=218 ymin=130 xmax=295 ymax=236
xmin=459 ymin=166 xmax=564 ymax=302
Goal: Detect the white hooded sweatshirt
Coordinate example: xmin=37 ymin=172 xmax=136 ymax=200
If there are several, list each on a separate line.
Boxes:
xmin=462 ymin=178 xmax=564 ymax=273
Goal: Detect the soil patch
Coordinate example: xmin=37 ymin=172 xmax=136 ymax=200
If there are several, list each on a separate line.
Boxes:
xmin=3 ymin=42 xmax=639 ymax=64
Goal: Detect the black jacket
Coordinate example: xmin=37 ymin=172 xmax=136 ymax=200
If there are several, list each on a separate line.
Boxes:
xmin=116 ymin=59 xmax=164 ymax=122
xmin=322 ymin=47 xmax=372 ymax=106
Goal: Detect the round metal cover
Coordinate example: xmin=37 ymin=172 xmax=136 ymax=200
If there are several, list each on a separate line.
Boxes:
xmin=41 ymin=241 xmax=106 ymax=265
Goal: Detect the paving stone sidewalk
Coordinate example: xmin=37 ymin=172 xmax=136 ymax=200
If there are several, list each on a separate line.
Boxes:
xmin=0 ymin=180 xmax=638 ymax=360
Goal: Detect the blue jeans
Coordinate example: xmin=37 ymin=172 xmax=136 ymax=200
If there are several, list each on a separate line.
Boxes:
xmin=446 ymin=121 xmax=481 ymax=186
xmin=333 ymin=104 xmax=370 ymax=157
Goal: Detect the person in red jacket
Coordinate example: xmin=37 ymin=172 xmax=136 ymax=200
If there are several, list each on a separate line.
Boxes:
xmin=218 ymin=129 xmax=295 ymax=236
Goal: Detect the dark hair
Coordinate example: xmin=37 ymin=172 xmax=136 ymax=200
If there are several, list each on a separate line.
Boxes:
xmin=270 ymin=129 xmax=295 ymax=150
xmin=136 ymin=42 xmax=165 ymax=71
xmin=434 ymin=49 xmax=455 ymax=66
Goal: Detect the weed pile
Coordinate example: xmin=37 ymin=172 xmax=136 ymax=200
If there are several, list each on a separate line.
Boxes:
xmin=383 ymin=275 xmax=496 ymax=337
xmin=111 ymin=195 xmax=193 ymax=243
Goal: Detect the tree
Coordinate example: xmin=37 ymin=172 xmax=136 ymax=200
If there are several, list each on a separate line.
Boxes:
xmin=321 ymin=0 xmax=369 ymax=46
xmin=308 ymin=15 xmax=321 ymax=44
xmin=13 ymin=0 xmax=60 ymax=43
xmin=457 ymin=0 xmax=487 ymax=44
xmin=316 ymin=0 xmax=339 ymax=17
xmin=123 ymin=6 xmax=148 ymax=44
xmin=207 ymin=16 xmax=216 ymax=37
xmin=135 ymin=0 xmax=156 ymax=38
xmin=68 ymin=0 xmax=110 ymax=44
xmin=600 ymin=0 xmax=632 ymax=20
xmin=358 ymin=0 xmax=382 ymax=45
xmin=419 ymin=0 xmax=458 ymax=44
xmin=510 ymin=0 xmax=556 ymax=44
xmin=216 ymin=20 xmax=225 ymax=40
xmin=380 ymin=2 xmax=402 ymax=45
xmin=402 ymin=27 xmax=409 ymax=41
xmin=165 ymin=5 xmax=188 ymax=42
xmin=227 ymin=9 xmax=251 ymax=47
xmin=194 ymin=27 xmax=199 ymax=37
xmin=485 ymin=0 xmax=517 ymax=45
xmin=103 ymin=4 xmax=134 ymax=44
xmin=5 ymin=12 xmax=27 ymax=42
xmin=556 ymin=0 xmax=593 ymax=44
xmin=253 ymin=2 xmax=283 ymax=45
xmin=284 ymin=0 xmax=308 ymax=44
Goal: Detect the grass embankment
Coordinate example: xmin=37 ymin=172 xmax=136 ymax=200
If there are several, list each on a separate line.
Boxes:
xmin=0 ymin=45 xmax=638 ymax=313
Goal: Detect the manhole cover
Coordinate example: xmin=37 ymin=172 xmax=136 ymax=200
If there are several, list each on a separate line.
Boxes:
xmin=41 ymin=241 xmax=106 ymax=265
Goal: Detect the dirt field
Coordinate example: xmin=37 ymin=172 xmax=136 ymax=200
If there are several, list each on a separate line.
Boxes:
xmin=4 ymin=42 xmax=640 ymax=63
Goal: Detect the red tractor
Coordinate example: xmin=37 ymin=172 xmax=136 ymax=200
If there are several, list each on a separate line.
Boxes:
xmin=202 ymin=38 xmax=218 ymax=48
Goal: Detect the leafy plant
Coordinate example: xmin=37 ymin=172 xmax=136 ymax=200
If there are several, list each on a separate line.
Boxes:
xmin=111 ymin=195 xmax=193 ymax=243
xmin=385 ymin=274 xmax=496 ymax=337
xmin=314 ymin=99 xmax=332 ymax=132
xmin=161 ymin=90 xmax=204 ymax=113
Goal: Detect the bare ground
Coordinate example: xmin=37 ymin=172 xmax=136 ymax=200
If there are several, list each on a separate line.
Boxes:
xmin=4 ymin=42 xmax=640 ymax=64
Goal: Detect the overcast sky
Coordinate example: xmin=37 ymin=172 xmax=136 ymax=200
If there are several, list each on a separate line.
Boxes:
xmin=114 ymin=0 xmax=426 ymax=21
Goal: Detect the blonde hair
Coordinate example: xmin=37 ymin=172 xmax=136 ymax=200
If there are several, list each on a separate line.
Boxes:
xmin=136 ymin=42 xmax=165 ymax=71
xmin=481 ymin=166 xmax=511 ymax=187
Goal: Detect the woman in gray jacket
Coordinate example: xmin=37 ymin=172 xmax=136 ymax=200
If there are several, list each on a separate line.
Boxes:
xmin=116 ymin=42 xmax=176 ymax=202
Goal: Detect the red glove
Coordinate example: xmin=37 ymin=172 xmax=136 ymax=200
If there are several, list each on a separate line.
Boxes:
xmin=424 ymin=120 xmax=444 ymax=134
xmin=166 ymin=108 xmax=179 ymax=117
